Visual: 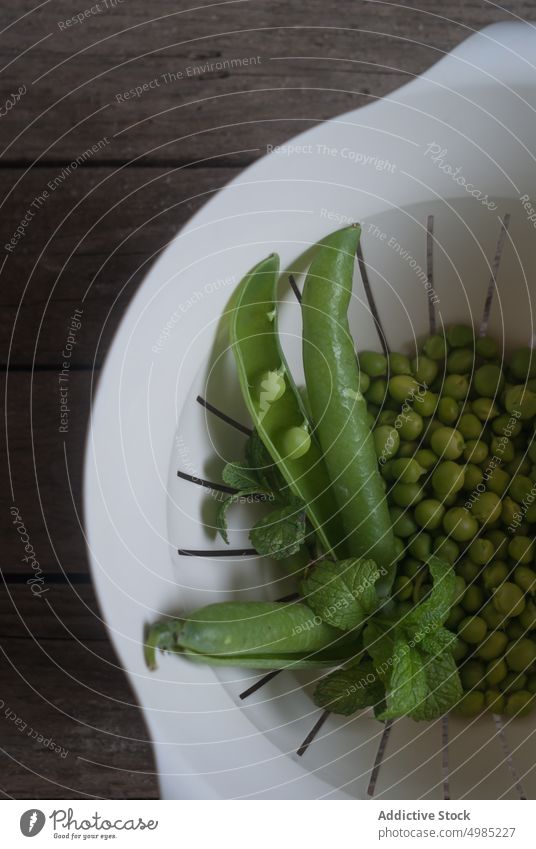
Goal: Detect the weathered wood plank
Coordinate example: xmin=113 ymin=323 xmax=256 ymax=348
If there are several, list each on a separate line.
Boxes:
xmin=0 ymin=165 xmax=238 ymax=366
xmin=0 ymin=0 xmax=524 ymax=163
xmin=1 ymin=370 xmax=92 ymax=572
xmin=0 ymin=584 xmax=104 ymax=640
xmin=0 ymin=632 xmax=158 ymax=798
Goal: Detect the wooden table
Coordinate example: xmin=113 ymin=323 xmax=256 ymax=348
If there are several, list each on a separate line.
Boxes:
xmin=0 ymin=0 xmax=531 ymax=799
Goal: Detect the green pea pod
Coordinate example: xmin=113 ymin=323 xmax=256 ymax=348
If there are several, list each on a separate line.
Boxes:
xmin=230 ymin=253 xmax=347 ymax=558
xmin=147 ymin=602 xmax=360 ymax=670
xmin=301 ymin=225 xmax=395 ymax=592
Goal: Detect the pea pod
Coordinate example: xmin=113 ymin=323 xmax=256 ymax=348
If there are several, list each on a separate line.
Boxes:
xmin=230 ymin=253 xmax=347 ymax=558
xmin=301 ymin=225 xmax=395 ymax=590
xmin=146 ymin=602 xmax=360 ymax=670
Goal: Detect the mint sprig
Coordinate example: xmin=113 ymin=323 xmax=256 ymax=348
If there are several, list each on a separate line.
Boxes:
xmin=301 ymin=558 xmax=381 ymax=631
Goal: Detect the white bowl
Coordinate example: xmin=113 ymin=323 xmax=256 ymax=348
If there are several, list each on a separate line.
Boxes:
xmin=84 ymin=22 xmax=536 ymax=799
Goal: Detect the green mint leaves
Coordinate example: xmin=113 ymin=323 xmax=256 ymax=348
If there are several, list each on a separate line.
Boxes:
xmin=314 ymin=555 xmax=462 ymax=721
xmin=301 ymin=558 xmax=381 ymax=631
xmin=250 ymin=505 xmax=306 ymax=560
xmin=216 ymin=430 xmax=307 ymax=556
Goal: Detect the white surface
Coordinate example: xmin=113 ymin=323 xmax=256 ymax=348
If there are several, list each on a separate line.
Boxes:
xmin=84 ymin=22 xmax=536 ymax=799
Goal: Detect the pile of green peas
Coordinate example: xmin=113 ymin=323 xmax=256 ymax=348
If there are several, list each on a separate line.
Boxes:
xmin=359 ymin=325 xmax=536 ymax=718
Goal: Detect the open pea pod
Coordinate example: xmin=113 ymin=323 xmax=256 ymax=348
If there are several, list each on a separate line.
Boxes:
xmin=146 ymin=601 xmax=361 ymax=670
xmin=230 ymin=253 xmax=347 ymax=558
xmin=301 ymin=225 xmax=396 ymax=593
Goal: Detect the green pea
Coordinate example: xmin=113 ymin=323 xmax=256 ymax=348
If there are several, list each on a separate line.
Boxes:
xmin=453 ymin=575 xmax=467 ymax=604
xmin=397 ymin=410 xmax=423 ymax=441
xmin=446 ymin=604 xmax=466 ymax=629
xmin=527 ymin=674 xmax=536 ymax=694
xmin=490 ymin=435 xmax=515 ymax=463
xmin=504 ymin=385 xmax=536 ymax=420
xmin=458 ymin=615 xmax=488 ymax=644
xmin=390 ymin=506 xmax=418 ymax=538
xmin=415 ymin=448 xmax=437 ymax=471
xmin=474 ymin=364 xmax=504 ymax=397
xmin=487 ymin=529 xmax=508 ymax=558
xmin=509 ymin=475 xmax=533 ymax=504
xmin=443 ymin=507 xmax=478 ymax=541
xmin=505 ymin=691 xmax=534 ymax=716
xmin=463 ymin=585 xmax=484 ymax=613
xmin=393 ymin=575 xmax=413 ymax=601
xmin=476 ymin=336 xmax=499 ymax=359
xmin=506 ymin=638 xmax=536 ymax=672
xmin=457 ymin=558 xmax=480 ymax=582
xmin=377 ymin=409 xmax=397 ymax=427
xmin=373 ymin=425 xmax=400 ymax=460
xmin=452 ymin=638 xmax=468 ymax=661
xmin=463 ymin=464 xmax=484 ymax=491
xmin=483 ymin=560 xmax=509 ymax=591
xmin=492 ymin=414 xmax=522 ymax=437
xmin=485 ymin=690 xmax=506 ymax=713
xmin=472 ymin=397 xmax=500 ymax=421
xmin=486 ymin=657 xmax=508 ymax=686
xmin=506 ymin=454 xmax=531 ymax=478
xmin=432 ymin=460 xmax=465 ymax=499
xmin=388 ymin=352 xmax=412 ymax=375
xmin=481 ymin=603 xmax=507 ymax=629
xmin=389 ymin=458 xmax=426 ymax=484
xmin=433 ymin=535 xmax=460 ymax=565
xmin=500 ymin=672 xmax=528 ymax=694
xmin=431 ymin=426 xmax=465 ymax=460
xmin=468 ymin=537 xmax=494 ymax=566
xmin=529 ymin=440 xmax=536 ymax=464
xmin=388 ymin=374 xmax=420 ymax=403
xmin=528 ymin=497 xmax=536 ymax=517
xmin=455 ymin=691 xmax=485 ymax=716
xmin=478 ymin=630 xmax=508 ymax=660
xmin=500 ymin=496 xmax=521 ymax=527
xmin=510 ymin=347 xmax=536 ymax=381
xmin=255 ymin=369 xmax=286 ymax=406
xmin=411 ymin=355 xmax=439 ymax=386
xmin=391 ymin=482 xmax=423 ymax=508
xmin=414 ymin=499 xmax=445 ymax=530
xmin=471 ymin=491 xmax=502 ymax=525
xmin=460 ymin=660 xmax=486 ymax=690
xmin=413 ymin=390 xmax=438 ymax=417
xmin=393 ymin=536 xmax=405 ymax=563
xmin=402 ymin=557 xmax=422 ymax=579
xmin=408 ymin=531 xmax=432 ymax=561
xmin=423 ymin=334 xmax=448 ymax=361
xmin=447 ymin=325 xmax=474 ymax=348
xmin=280 ymin=426 xmax=311 ymax=459
xmin=458 ymin=413 xmax=482 ymax=440
xmin=366 ymin=378 xmax=388 ymax=406
xmin=487 ymin=467 xmax=511 ymax=496
xmin=442 ymin=374 xmax=470 ymax=400
xmin=397 ymin=440 xmax=419 ymax=458
xmin=520 ymin=600 xmax=536 ymax=631
xmin=509 ymin=537 xmax=534 ymax=565
xmin=493 ymin=582 xmax=526 ymax=617
xmin=447 ymin=347 xmax=474 ymax=374
xmin=437 ymin=397 xmax=459 ymax=425
xmin=508 ymin=622 xmax=526 ymax=641
xmin=359 ymin=350 xmax=387 ymax=377
xmin=357 ymin=371 xmax=371 ymax=394
xmin=463 ymin=440 xmax=488 ymax=464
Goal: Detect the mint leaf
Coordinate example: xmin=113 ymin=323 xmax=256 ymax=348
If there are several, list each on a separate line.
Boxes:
xmin=409 ymin=650 xmax=463 ymax=721
xmin=245 ymin=430 xmax=290 ymax=498
xmin=378 ymin=629 xmax=429 ymax=720
xmin=222 ymin=460 xmax=264 ymax=491
xmin=249 ymin=505 xmax=306 ymax=559
xmin=420 ymin=626 xmax=457 ymax=655
xmin=313 ymin=661 xmax=384 ymax=716
xmin=363 ymin=620 xmax=395 ymax=682
xmin=403 ymin=556 xmax=456 ymax=638
xmin=216 ymin=490 xmax=258 ymax=543
xmin=301 ymin=558 xmax=381 ymax=631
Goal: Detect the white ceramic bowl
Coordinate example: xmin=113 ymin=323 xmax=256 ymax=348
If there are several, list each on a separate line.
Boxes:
xmin=84 ymin=22 xmax=536 ymax=798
